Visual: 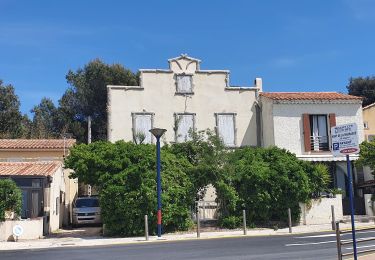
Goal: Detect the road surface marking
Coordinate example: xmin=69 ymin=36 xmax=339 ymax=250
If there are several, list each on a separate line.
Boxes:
xmin=295 ymin=230 xmax=375 ymax=239
xmin=286 ymin=240 xmax=337 ymax=246
xmin=345 ymin=244 xmax=375 ymax=250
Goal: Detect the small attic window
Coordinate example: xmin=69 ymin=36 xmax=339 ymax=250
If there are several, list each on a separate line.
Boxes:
xmin=176 ymin=75 xmax=193 ymax=94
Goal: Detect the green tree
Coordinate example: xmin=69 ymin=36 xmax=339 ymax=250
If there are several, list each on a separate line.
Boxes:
xmin=167 ymin=129 xmax=227 ymax=200
xmin=0 ymin=179 xmax=22 ymax=221
xmin=65 ymin=141 xmax=194 ymax=236
xmin=358 ymin=140 xmax=375 ymax=174
xmin=64 ymin=59 xmax=139 ymax=142
xmin=30 ymin=97 xmax=59 ymax=138
xmin=347 ymin=76 xmax=375 ymax=107
xmin=0 ymin=80 xmax=24 ymax=138
xmin=216 ymin=146 xmax=330 ymax=227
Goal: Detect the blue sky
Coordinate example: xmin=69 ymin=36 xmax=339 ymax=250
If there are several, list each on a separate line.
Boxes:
xmin=1 ymin=0 xmax=375 ymax=115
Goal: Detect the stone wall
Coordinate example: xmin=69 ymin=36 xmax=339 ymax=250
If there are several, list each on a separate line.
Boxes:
xmin=299 ymin=194 xmax=343 ymax=225
xmin=0 ymin=218 xmax=44 ymax=241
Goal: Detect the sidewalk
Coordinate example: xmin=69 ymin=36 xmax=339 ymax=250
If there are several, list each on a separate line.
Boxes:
xmin=0 ymin=222 xmax=374 ymax=251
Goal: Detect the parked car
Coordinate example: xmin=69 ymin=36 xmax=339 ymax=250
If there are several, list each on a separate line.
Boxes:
xmin=72 ymin=196 xmax=101 ymax=227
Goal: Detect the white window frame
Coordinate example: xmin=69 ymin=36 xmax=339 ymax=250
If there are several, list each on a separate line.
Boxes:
xmin=174 ymin=113 xmax=196 ymax=143
xmin=215 ymin=113 xmax=237 ymax=147
xmin=364 ymin=121 xmax=369 ymax=129
xmin=131 ymin=112 xmax=154 ymax=144
xmin=175 ymin=74 xmax=194 ymax=94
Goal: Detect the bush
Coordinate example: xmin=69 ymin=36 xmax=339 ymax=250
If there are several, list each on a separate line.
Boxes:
xmin=216 ymin=146 xmax=330 ymax=227
xmin=218 ymin=216 xmax=242 ymax=229
xmin=0 ymin=179 xmax=22 ymax=221
xmin=65 ymin=141 xmax=195 ymax=236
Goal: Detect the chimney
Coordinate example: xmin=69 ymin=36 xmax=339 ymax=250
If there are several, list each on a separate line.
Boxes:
xmin=255 ymin=78 xmax=262 ymax=92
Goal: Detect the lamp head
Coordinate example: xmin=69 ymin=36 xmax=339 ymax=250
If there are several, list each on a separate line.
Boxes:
xmin=149 ymin=128 xmax=167 ymax=138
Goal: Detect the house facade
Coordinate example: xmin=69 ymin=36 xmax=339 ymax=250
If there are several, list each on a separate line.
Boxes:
xmin=259 ymin=92 xmax=366 ymax=214
xmin=107 ymin=55 xmax=368 ymax=216
xmin=363 ymin=102 xmax=375 ymax=142
xmin=0 ymin=161 xmax=65 ymax=237
xmin=0 ymin=139 xmax=78 ymax=228
xmin=107 ymin=54 xmax=262 ymax=147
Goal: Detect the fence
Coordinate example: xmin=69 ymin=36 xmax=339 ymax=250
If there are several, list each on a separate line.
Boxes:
xmin=335 ymin=221 xmax=375 ymax=259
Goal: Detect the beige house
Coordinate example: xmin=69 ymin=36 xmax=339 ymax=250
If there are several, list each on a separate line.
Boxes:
xmin=107 ymin=54 xmax=262 ymax=147
xmin=0 ymin=139 xmax=77 ymax=228
xmin=363 ymin=102 xmax=375 ymax=142
xmin=0 ymin=161 xmax=65 ymax=238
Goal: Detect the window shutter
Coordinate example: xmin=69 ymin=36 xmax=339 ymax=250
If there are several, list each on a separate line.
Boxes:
xmin=176 ymin=75 xmax=192 ymax=93
xmin=303 ymin=114 xmax=311 ymax=152
xmin=329 ymin=113 xmax=336 ymax=128
xmin=217 ymin=114 xmax=235 ymax=146
xmin=134 ymin=114 xmax=152 ymax=144
xmin=176 ymin=114 xmax=194 ymax=142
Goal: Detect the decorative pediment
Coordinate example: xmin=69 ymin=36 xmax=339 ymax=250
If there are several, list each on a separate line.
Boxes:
xmin=168 ymin=54 xmax=201 ymax=74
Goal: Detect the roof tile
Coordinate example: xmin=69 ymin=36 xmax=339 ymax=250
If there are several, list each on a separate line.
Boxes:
xmin=0 ymin=139 xmax=76 ymax=150
xmin=0 ymin=161 xmax=62 ymax=177
xmin=260 ymin=92 xmax=362 ymax=101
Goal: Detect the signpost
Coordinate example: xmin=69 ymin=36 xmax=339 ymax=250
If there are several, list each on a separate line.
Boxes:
xmin=331 ymin=123 xmax=360 ymax=260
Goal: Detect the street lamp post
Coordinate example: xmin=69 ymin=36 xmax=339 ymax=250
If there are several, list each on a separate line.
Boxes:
xmin=149 ymin=128 xmax=167 ymax=238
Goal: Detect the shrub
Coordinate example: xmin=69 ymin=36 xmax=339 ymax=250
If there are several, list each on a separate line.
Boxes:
xmin=216 ymin=146 xmax=330 ymax=227
xmin=65 ymin=141 xmax=195 ymax=236
xmin=0 ymin=179 xmax=22 ymax=221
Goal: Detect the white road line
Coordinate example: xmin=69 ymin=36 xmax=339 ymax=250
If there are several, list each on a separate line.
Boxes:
xmin=285 ymin=240 xmax=337 ymax=246
xmin=345 ymin=244 xmax=375 ymax=250
xmin=294 ymin=234 xmax=335 ymax=239
xmin=295 ymin=230 xmax=375 ymax=239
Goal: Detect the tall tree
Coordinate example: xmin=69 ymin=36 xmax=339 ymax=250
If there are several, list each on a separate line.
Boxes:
xmin=64 ymin=59 xmax=139 ymax=142
xmin=347 ymin=76 xmax=375 ymax=107
xmin=31 ymin=97 xmax=59 ymax=138
xmin=0 ymin=80 xmax=24 ymax=138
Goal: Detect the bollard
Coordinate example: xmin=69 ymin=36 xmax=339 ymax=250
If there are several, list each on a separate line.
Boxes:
xmin=145 ymin=215 xmax=149 ymax=241
xmin=243 ymin=209 xmax=247 ymax=235
xmin=197 ymin=207 xmax=201 ymax=238
xmin=288 ymin=208 xmax=292 ymax=233
xmin=331 ymin=205 xmax=336 ymax=231
xmin=335 ymin=222 xmax=342 ymax=260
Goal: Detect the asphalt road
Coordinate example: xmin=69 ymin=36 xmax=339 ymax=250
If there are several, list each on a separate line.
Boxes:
xmin=2 ymin=230 xmax=375 ymax=260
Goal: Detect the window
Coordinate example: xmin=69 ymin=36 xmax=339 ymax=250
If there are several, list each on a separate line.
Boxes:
xmin=175 ymin=113 xmax=195 ymax=143
xmin=368 ymin=135 xmax=375 ymax=142
xmin=216 ymin=113 xmax=236 ymax=147
xmin=364 ymin=121 xmax=369 ymax=129
xmin=176 ymin=75 xmax=193 ymax=94
xmin=132 ymin=113 xmax=153 ymax=144
xmin=303 ymin=114 xmax=335 ymax=152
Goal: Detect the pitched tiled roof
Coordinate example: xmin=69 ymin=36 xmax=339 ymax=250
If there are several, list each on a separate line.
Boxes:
xmin=0 ymin=139 xmax=76 ymax=150
xmin=0 ymin=161 xmax=62 ymax=177
xmin=260 ymin=92 xmax=362 ymax=101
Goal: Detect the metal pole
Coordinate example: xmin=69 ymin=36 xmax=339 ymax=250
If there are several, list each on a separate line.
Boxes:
xmin=331 ymin=205 xmax=336 ymax=231
xmin=288 ymin=208 xmax=292 ymax=233
xmin=145 ymin=215 xmax=149 ymax=241
xmin=88 ymin=116 xmax=92 ymax=144
xmin=243 ymin=209 xmax=247 ymax=235
xmin=87 ymin=116 xmax=92 ymax=196
xmin=346 ymin=154 xmax=357 ymax=260
xmin=335 ymin=222 xmax=342 ymax=260
xmin=156 ymin=137 xmax=162 ymax=238
xmin=197 ymin=204 xmax=200 ymax=238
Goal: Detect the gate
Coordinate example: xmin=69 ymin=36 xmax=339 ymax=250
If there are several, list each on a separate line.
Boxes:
xmin=195 ymin=201 xmax=218 ymax=221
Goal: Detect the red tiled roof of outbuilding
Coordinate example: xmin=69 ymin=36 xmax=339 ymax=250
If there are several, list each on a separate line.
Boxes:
xmin=0 ymin=161 xmax=62 ymax=177
xmin=0 ymin=139 xmax=76 ymax=150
